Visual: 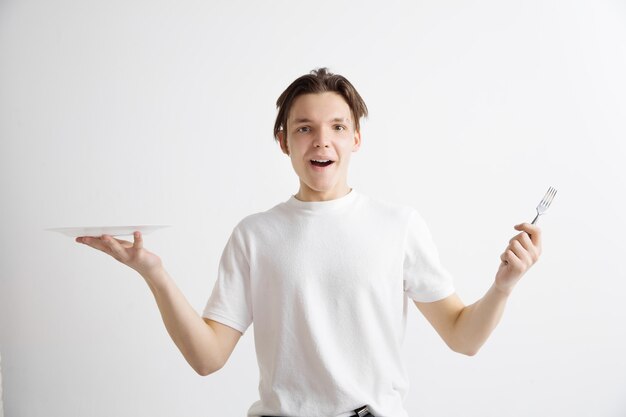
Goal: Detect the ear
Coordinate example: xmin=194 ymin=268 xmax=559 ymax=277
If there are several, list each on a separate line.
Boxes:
xmin=277 ymin=130 xmax=289 ymax=155
xmin=352 ymin=130 xmax=362 ymax=152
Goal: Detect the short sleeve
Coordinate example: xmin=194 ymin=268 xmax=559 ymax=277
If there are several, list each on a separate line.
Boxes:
xmin=403 ymin=210 xmax=455 ymax=302
xmin=202 ymin=225 xmax=253 ymax=334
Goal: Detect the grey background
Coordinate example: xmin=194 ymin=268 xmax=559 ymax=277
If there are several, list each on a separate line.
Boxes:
xmin=1 ymin=0 xmax=625 ymax=416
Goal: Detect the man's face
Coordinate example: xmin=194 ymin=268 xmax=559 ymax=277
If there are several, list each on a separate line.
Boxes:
xmin=277 ymin=92 xmax=361 ymax=202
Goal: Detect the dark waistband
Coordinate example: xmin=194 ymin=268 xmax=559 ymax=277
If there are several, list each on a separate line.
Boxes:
xmin=261 ymin=405 xmax=371 ymax=417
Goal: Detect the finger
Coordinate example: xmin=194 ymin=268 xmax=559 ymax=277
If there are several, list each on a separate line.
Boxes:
xmin=111 ymin=237 xmax=133 ymax=249
xmin=509 ymin=231 xmax=529 ymax=244
xmin=500 ymin=251 xmax=509 ymax=265
xmin=509 ymin=240 xmax=532 ymax=266
xmin=77 ymin=236 xmax=113 ymax=254
xmin=510 ymin=231 xmax=535 ymax=254
xmin=133 ymin=231 xmax=143 ymax=249
xmin=500 ymin=248 xmax=523 ymax=266
xmin=517 ymin=231 xmax=541 ymax=261
xmin=101 ymin=234 xmax=129 ymax=262
xmin=502 ymin=249 xmax=524 ymax=271
xmin=513 ymin=225 xmax=542 ymax=258
xmin=514 ymin=222 xmax=542 ymax=246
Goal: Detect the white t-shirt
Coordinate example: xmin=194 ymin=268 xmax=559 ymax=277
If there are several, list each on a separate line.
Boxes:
xmin=203 ymin=190 xmax=455 ymax=417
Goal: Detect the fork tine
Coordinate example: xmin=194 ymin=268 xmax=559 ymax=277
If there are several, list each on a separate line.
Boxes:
xmin=540 ymin=188 xmax=551 ymax=206
xmin=548 ymin=187 xmax=556 ymax=206
xmin=543 ymin=187 xmax=557 ymax=207
xmin=532 ymin=187 xmax=557 ymax=225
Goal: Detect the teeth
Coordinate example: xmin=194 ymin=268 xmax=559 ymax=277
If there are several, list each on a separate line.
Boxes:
xmin=312 ymin=159 xmax=331 ymax=163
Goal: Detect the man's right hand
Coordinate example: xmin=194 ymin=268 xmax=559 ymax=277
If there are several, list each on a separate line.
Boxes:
xmin=76 ymin=231 xmax=163 ymax=279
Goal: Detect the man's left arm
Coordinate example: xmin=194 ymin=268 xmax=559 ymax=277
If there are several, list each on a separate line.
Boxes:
xmin=414 ymin=223 xmax=542 ymax=356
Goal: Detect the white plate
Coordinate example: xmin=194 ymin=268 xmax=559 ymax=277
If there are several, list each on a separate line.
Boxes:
xmin=46 ymin=225 xmax=170 ymax=238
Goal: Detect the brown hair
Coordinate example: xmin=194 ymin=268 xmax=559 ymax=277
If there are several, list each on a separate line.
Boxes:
xmin=273 ymin=67 xmax=368 ymax=142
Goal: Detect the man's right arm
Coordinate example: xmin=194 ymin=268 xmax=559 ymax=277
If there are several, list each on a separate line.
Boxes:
xmin=146 ymin=267 xmax=242 ymax=376
xmin=77 ymin=232 xmax=242 ymax=376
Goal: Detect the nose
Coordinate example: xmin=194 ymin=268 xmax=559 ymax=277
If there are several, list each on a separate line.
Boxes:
xmin=312 ymin=127 xmax=331 ymax=148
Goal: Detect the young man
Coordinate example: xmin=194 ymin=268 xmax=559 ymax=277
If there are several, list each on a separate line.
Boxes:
xmin=77 ymin=68 xmax=542 ymax=417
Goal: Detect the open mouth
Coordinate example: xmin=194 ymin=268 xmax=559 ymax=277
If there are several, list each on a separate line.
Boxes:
xmin=310 ymin=159 xmax=334 ymax=167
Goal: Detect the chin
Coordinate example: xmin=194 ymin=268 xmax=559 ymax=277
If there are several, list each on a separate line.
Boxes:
xmin=307 ymin=182 xmax=336 ymax=193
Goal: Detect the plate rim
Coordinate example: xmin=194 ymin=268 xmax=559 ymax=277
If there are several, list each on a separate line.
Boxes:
xmin=45 ymin=224 xmax=171 ymax=237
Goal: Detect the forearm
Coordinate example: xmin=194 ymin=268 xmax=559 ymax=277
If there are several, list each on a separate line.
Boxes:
xmin=452 ymin=283 xmax=510 ymax=355
xmin=418 ymin=222 xmax=541 ymax=356
xmin=142 ymin=267 xmax=223 ymax=375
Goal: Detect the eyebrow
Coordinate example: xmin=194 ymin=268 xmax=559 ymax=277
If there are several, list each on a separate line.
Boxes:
xmin=292 ymin=117 xmax=350 ymax=124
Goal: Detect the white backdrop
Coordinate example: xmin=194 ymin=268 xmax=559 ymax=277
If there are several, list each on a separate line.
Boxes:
xmin=1 ymin=1 xmax=625 ymax=416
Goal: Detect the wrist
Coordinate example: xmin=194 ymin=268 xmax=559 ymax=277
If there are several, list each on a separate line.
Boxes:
xmin=141 ymin=265 xmax=171 ymax=292
xmin=491 ymin=281 xmax=514 ymax=298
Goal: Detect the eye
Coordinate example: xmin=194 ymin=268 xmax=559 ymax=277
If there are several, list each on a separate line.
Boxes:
xmin=297 ymin=126 xmax=310 ymax=133
xmin=334 ymin=125 xmax=346 ymax=131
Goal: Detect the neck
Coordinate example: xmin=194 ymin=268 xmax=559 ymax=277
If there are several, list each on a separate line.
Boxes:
xmin=295 ymin=185 xmax=352 ymax=202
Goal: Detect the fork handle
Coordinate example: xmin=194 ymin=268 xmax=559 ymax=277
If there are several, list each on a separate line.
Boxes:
xmin=531 ymin=213 xmax=540 ymax=225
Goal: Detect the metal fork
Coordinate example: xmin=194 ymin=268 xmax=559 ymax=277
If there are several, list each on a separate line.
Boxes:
xmin=531 ymin=186 xmax=558 ymax=224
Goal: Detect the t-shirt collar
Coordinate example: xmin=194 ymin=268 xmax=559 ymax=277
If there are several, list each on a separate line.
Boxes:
xmin=286 ymin=189 xmax=358 ymax=213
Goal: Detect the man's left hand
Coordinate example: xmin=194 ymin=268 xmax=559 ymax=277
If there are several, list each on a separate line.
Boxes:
xmin=495 ymin=222 xmax=542 ymax=295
